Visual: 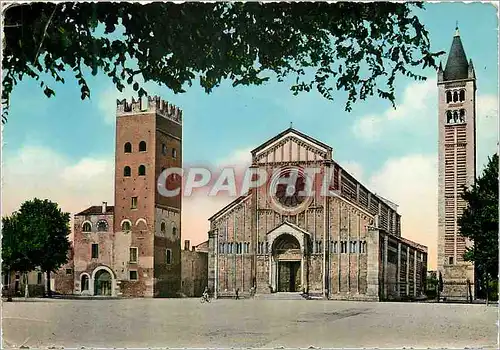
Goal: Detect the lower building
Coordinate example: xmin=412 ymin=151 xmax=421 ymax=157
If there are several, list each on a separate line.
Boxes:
xmin=207 ymin=127 xmax=428 ymax=301
xmin=2 ymin=268 xmax=48 ymax=297
xmin=181 ymin=240 xmax=208 ymax=297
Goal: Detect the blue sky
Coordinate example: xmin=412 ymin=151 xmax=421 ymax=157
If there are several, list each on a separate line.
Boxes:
xmin=3 ymin=2 xmax=498 ymax=268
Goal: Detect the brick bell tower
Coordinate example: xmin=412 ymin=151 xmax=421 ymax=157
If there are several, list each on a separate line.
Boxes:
xmin=114 ymin=96 xmax=182 ymax=297
xmin=437 ymin=26 xmax=476 ymax=300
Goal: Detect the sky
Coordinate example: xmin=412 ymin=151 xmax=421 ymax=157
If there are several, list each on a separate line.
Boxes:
xmin=2 ymin=2 xmax=498 ymax=270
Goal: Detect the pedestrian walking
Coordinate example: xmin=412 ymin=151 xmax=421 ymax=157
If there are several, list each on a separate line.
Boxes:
xmin=235 ymin=288 xmax=239 ymax=300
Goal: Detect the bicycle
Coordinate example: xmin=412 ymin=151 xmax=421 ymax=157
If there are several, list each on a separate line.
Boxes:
xmin=200 ymin=294 xmax=211 ymax=303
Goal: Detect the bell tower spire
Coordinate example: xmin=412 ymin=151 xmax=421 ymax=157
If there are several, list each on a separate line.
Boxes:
xmin=437 ymin=26 xmax=477 ymax=300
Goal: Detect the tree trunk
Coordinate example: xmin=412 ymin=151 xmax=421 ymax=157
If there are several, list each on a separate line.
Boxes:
xmin=46 ymin=270 xmax=52 ymax=298
xmin=485 ymin=274 xmax=489 ymax=306
xmin=23 ymin=272 xmax=29 ymax=299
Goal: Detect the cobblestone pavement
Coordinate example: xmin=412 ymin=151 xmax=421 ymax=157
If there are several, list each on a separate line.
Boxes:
xmin=2 ymin=298 xmax=498 ymax=349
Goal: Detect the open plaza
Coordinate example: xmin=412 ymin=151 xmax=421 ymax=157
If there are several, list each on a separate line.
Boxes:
xmin=2 ymin=298 xmax=497 ymax=349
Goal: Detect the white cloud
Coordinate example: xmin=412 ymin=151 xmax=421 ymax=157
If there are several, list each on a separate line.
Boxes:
xmin=2 ymin=146 xmax=115 ymax=241
xmin=2 ymin=146 xmax=114 ymax=216
xmin=352 ymin=78 xmax=437 ymax=141
xmin=476 ymin=94 xmax=499 ymax=171
xmin=339 ymin=160 xmax=365 ymax=183
xmin=216 ymin=147 xmax=253 ymax=166
xmin=366 ymin=154 xmax=438 ymax=269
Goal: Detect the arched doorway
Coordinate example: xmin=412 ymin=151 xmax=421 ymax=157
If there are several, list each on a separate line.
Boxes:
xmin=81 ymin=274 xmax=89 ymax=293
xmin=273 ymin=234 xmax=302 ymax=292
xmin=94 ymin=269 xmax=112 ymax=296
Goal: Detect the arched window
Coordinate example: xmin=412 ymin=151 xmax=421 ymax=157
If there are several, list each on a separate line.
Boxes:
xmin=172 ymin=148 xmax=177 ymax=158
xmin=459 ymin=90 xmax=465 ymax=102
xmin=97 ymin=220 xmax=108 ymax=232
xmin=81 ymin=275 xmax=89 ymax=291
xmin=162 ymin=143 xmax=167 ymax=155
xmin=446 ymin=111 xmax=453 ymax=124
xmin=124 ymin=142 xmax=132 ymax=153
xmin=139 ymin=141 xmax=147 ymax=152
xmin=124 ymin=166 xmax=131 ymax=177
xmin=453 ymin=110 xmax=459 ymax=123
xmin=121 ymin=221 xmax=131 ymax=232
xmin=453 ymin=91 xmax=458 ymax=102
xmin=82 ymin=222 xmax=92 ymax=232
xmin=459 ymin=109 xmax=466 ymax=123
xmin=446 ymin=91 xmax=452 ymax=103
xmin=138 ymin=165 xmax=146 ymax=176
xmin=161 ymin=221 xmax=166 ymax=233
xmin=172 ymin=226 xmax=177 ymax=236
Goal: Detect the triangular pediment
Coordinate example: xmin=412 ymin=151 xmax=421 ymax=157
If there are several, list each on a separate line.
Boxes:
xmin=267 ymin=221 xmax=311 ymax=237
xmin=251 ymin=128 xmax=332 ymax=164
xmin=266 ymin=221 xmax=311 ymax=253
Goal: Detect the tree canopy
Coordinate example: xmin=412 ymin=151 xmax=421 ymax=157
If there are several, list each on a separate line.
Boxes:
xmin=2 ymin=213 xmax=36 ymax=274
xmin=1 ymin=198 xmax=71 ymax=296
xmin=458 ymin=154 xmax=499 ymax=287
xmin=2 ymin=2 xmax=443 ymax=123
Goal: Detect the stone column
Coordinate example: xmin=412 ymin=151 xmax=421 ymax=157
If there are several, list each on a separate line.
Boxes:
xmin=301 ymin=248 xmax=305 ymax=293
xmin=366 ymin=227 xmax=380 ymax=299
xmin=397 ymin=242 xmax=401 ymax=298
xmin=383 ymin=235 xmax=388 ymax=299
xmin=214 ymin=230 xmax=218 ymax=299
xmin=406 ymin=248 xmax=410 ymax=296
xmin=323 ymin=161 xmax=332 ymax=297
xmin=268 ymin=253 xmax=272 ymax=291
xmin=250 ymin=165 xmax=258 ymax=288
xmin=414 ymin=249 xmax=418 ymax=297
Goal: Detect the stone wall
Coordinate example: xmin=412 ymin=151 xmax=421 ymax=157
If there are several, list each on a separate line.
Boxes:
xmin=181 ymin=246 xmax=208 ymax=297
xmin=441 ymin=262 xmax=475 ymax=300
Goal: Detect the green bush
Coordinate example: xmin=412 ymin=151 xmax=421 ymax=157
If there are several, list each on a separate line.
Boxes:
xmin=488 ymin=280 xmax=498 ymax=301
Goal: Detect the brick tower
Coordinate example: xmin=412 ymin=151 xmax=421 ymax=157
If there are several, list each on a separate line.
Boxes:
xmin=114 ymin=96 xmax=182 ymax=297
xmin=437 ymin=26 xmax=476 ymax=299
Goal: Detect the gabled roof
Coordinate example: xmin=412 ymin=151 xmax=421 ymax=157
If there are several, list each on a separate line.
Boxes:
xmin=443 ymin=27 xmax=470 ymax=81
xmin=208 ymin=195 xmax=250 ymax=222
xmin=267 ymin=220 xmax=311 ymax=237
xmin=75 ymin=206 xmax=114 ymax=216
xmin=251 ymin=127 xmax=332 ymax=156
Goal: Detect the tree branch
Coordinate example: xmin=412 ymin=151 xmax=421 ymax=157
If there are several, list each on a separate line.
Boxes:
xmin=34 ymin=4 xmax=58 ymax=63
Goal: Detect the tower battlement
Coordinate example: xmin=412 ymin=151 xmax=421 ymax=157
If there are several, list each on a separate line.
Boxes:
xmin=116 ymin=96 xmax=183 ymax=124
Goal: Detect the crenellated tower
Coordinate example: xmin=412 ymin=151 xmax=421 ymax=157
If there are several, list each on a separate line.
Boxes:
xmin=437 ymin=27 xmax=476 ymax=299
xmin=114 ymin=96 xmax=182 ymax=297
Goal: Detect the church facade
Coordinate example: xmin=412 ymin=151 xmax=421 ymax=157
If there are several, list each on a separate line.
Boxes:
xmin=207 ymin=128 xmax=428 ymax=301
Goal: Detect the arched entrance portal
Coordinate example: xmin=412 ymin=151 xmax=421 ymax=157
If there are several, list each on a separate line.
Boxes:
xmin=81 ymin=274 xmax=89 ymax=293
xmin=273 ymin=234 xmax=301 ymax=292
xmin=94 ymin=269 xmax=112 ymax=296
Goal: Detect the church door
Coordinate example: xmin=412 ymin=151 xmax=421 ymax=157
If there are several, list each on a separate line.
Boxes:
xmin=278 ymin=261 xmax=301 ymax=292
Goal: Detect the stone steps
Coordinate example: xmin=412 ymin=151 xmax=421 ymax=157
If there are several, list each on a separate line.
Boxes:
xmin=254 ymin=292 xmax=308 ymax=300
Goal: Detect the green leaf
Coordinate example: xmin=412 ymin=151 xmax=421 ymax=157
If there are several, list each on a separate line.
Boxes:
xmin=44 ymin=87 xmax=55 ymax=98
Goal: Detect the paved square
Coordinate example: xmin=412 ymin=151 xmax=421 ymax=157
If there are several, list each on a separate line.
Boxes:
xmin=2 ymin=298 xmax=498 ymax=349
